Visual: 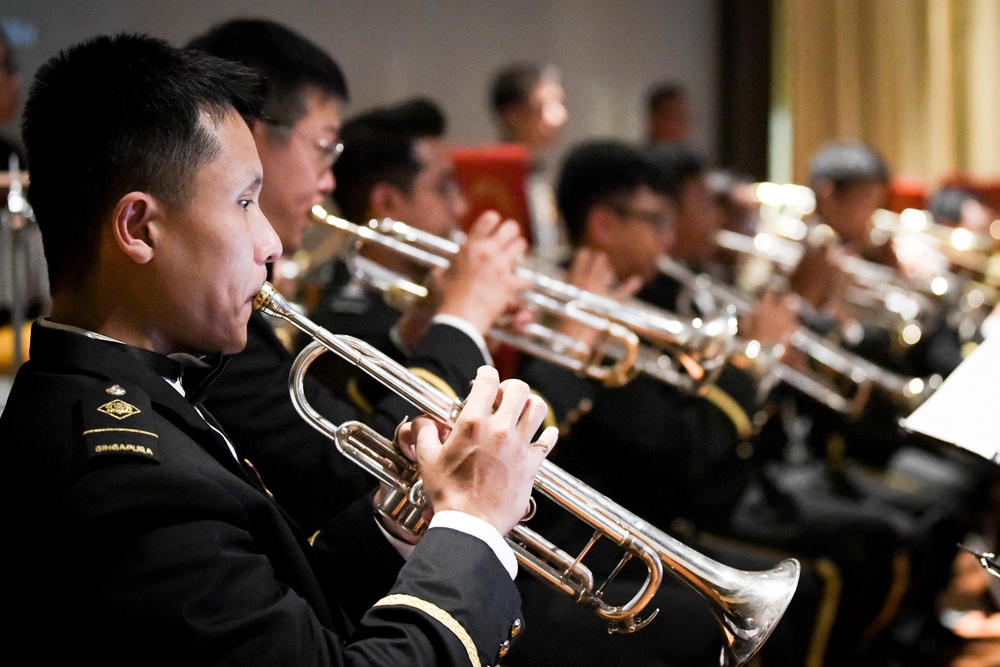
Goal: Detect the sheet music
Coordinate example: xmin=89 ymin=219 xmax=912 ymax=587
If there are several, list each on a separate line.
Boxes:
xmin=902 ymin=334 xmax=1000 ymax=462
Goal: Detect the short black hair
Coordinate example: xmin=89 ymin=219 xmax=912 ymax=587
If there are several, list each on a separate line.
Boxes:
xmin=490 ymin=62 xmax=559 ymax=115
xmin=333 ymin=98 xmax=446 ymax=222
xmin=647 ymin=143 xmax=709 ymax=201
xmin=22 ymin=33 xmax=265 ymax=295
xmin=187 ymin=19 xmax=348 ymax=127
xmin=646 ymin=82 xmax=686 ymax=115
xmin=808 ymin=140 xmax=890 ymax=192
xmin=928 ymin=187 xmax=981 ymax=227
xmin=556 ymin=140 xmax=667 ymax=245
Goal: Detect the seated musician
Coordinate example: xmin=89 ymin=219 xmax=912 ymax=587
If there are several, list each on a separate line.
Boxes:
xmin=516 ymin=139 xmax=929 ymax=665
xmin=787 ymin=143 xmax=996 ymax=659
xmin=187 ymin=20 xmax=531 ymax=538
xmin=305 ymin=97 xmax=499 ymax=393
xmin=2 ymin=33 xmax=558 ymax=664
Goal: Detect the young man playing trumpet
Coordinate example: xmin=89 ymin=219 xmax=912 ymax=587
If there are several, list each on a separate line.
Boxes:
xmin=188 ymin=20 xmax=532 ymax=538
xmin=3 ymin=33 xmax=557 ymax=664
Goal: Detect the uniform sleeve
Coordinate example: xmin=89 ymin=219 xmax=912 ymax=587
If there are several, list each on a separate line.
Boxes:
xmin=43 ymin=456 xmax=521 ymax=666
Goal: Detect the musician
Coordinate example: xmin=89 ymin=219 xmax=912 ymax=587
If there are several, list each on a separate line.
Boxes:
xmin=789 ymin=143 xmax=995 ymax=659
xmin=489 ymin=62 xmax=569 ymax=263
xmin=516 ymin=140 xmax=933 ymax=664
xmin=3 ymin=33 xmax=556 ymax=664
xmin=189 ymin=20 xmax=530 ymax=536
xmin=646 ymin=81 xmax=692 ymax=146
xmin=304 ymin=97 xmax=478 ymax=396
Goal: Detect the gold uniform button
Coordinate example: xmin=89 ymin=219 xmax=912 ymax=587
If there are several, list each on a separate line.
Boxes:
xmin=509 ymin=618 xmax=522 ymax=637
xmin=498 ymin=639 xmax=510 ymax=658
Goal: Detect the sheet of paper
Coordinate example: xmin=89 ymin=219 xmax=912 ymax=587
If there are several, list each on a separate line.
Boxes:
xmin=902 ymin=334 xmax=1000 ymax=462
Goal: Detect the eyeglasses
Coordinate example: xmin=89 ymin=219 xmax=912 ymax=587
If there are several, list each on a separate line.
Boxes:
xmin=610 ymin=204 xmax=674 ymax=231
xmin=265 ymin=120 xmax=344 ymax=169
xmin=311 ymin=136 xmax=344 ymax=169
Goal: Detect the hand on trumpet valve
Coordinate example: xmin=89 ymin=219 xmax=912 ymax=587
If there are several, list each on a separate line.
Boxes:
xmin=549 ymin=248 xmax=643 ymax=347
xmin=565 ymin=247 xmax=643 ymax=303
xmin=736 ymin=290 xmax=798 ymax=358
xmin=434 ymin=210 xmax=531 ymax=335
xmin=789 ymin=241 xmax=844 ymax=308
xmin=410 ymin=366 xmax=557 ymax=535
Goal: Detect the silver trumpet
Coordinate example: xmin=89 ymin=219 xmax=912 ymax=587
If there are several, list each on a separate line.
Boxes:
xmin=658 ymin=255 xmax=938 ymax=415
xmin=311 ymin=205 xmax=736 ymax=391
xmin=255 ymin=281 xmax=800 ymax=666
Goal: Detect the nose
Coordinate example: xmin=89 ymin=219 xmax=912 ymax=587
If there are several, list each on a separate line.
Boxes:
xmin=318 ymin=167 xmax=335 ymax=197
xmin=255 ymin=212 xmax=283 ymax=265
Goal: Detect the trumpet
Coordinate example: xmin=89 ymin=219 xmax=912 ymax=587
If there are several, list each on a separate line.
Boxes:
xmin=255 ymin=282 xmax=799 ymax=666
xmin=658 ymin=255 xmax=938 ymax=415
xmin=311 ymin=205 xmax=736 ymax=390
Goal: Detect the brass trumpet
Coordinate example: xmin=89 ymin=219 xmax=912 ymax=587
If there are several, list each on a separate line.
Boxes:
xmin=311 ymin=205 xmax=736 ymax=390
xmin=255 ymin=281 xmax=800 ymax=666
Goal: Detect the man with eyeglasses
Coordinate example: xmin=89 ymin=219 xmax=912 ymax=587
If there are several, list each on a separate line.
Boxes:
xmin=188 ymin=20 xmax=531 ymax=559
xmin=504 ymin=140 xmax=832 ymax=666
xmin=302 ymin=98 xmax=473 ymax=392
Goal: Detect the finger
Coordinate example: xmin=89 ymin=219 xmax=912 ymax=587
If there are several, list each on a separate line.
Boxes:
xmin=570 ymin=246 xmax=592 ymax=272
xmin=394 ymin=419 xmax=417 ymax=460
xmin=492 ymin=378 xmax=532 ymax=429
xmin=410 ymin=415 xmax=443 ymax=467
xmin=495 ymin=229 xmax=528 ymax=261
xmin=461 ymin=365 xmax=501 ymax=417
xmin=612 ymin=275 xmax=644 ymax=302
xmin=466 ymin=210 xmax=503 ymax=239
xmin=515 ymin=393 xmax=551 ymax=441
xmin=528 ymin=425 xmax=559 ymax=462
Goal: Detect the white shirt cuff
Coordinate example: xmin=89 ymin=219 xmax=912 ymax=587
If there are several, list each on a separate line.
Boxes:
xmin=429 ymin=510 xmax=518 ymax=579
xmin=429 ymin=314 xmax=493 ymax=366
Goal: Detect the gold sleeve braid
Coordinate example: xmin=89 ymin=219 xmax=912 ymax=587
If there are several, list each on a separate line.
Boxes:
xmin=345 ymin=376 xmax=375 ymax=414
xmin=408 ymin=368 xmax=460 ymax=399
xmin=373 ymin=594 xmax=480 ymax=666
xmin=697 ymin=384 xmax=753 ymax=440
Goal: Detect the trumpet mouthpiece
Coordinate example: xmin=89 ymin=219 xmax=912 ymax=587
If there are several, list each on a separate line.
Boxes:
xmin=254 ymin=281 xmax=279 ymax=315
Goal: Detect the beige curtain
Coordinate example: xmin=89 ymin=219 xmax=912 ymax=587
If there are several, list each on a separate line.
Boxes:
xmin=773 ymin=0 xmax=1000 ymax=185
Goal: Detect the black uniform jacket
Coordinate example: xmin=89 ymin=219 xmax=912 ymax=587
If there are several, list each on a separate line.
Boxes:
xmin=520 ymin=273 xmax=760 ymax=529
xmin=205 ymin=309 xmax=487 ymax=534
xmin=2 ymin=323 xmax=521 ymax=665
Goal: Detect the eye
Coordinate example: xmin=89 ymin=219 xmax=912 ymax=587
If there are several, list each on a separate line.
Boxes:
xmin=238 ymin=198 xmax=255 ymax=210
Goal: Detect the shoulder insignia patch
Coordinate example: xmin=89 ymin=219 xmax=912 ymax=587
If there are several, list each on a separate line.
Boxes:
xmin=81 ymin=384 xmax=160 ymax=464
xmin=97 ymin=399 xmax=141 ymax=420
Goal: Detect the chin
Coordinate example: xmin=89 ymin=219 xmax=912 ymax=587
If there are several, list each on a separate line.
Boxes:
xmin=221 ymin=334 xmax=248 ymax=355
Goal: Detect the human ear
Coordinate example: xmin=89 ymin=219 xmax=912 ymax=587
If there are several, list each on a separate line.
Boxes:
xmin=111 ymin=192 xmax=158 ymax=265
xmin=369 ymin=182 xmax=407 ymax=219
